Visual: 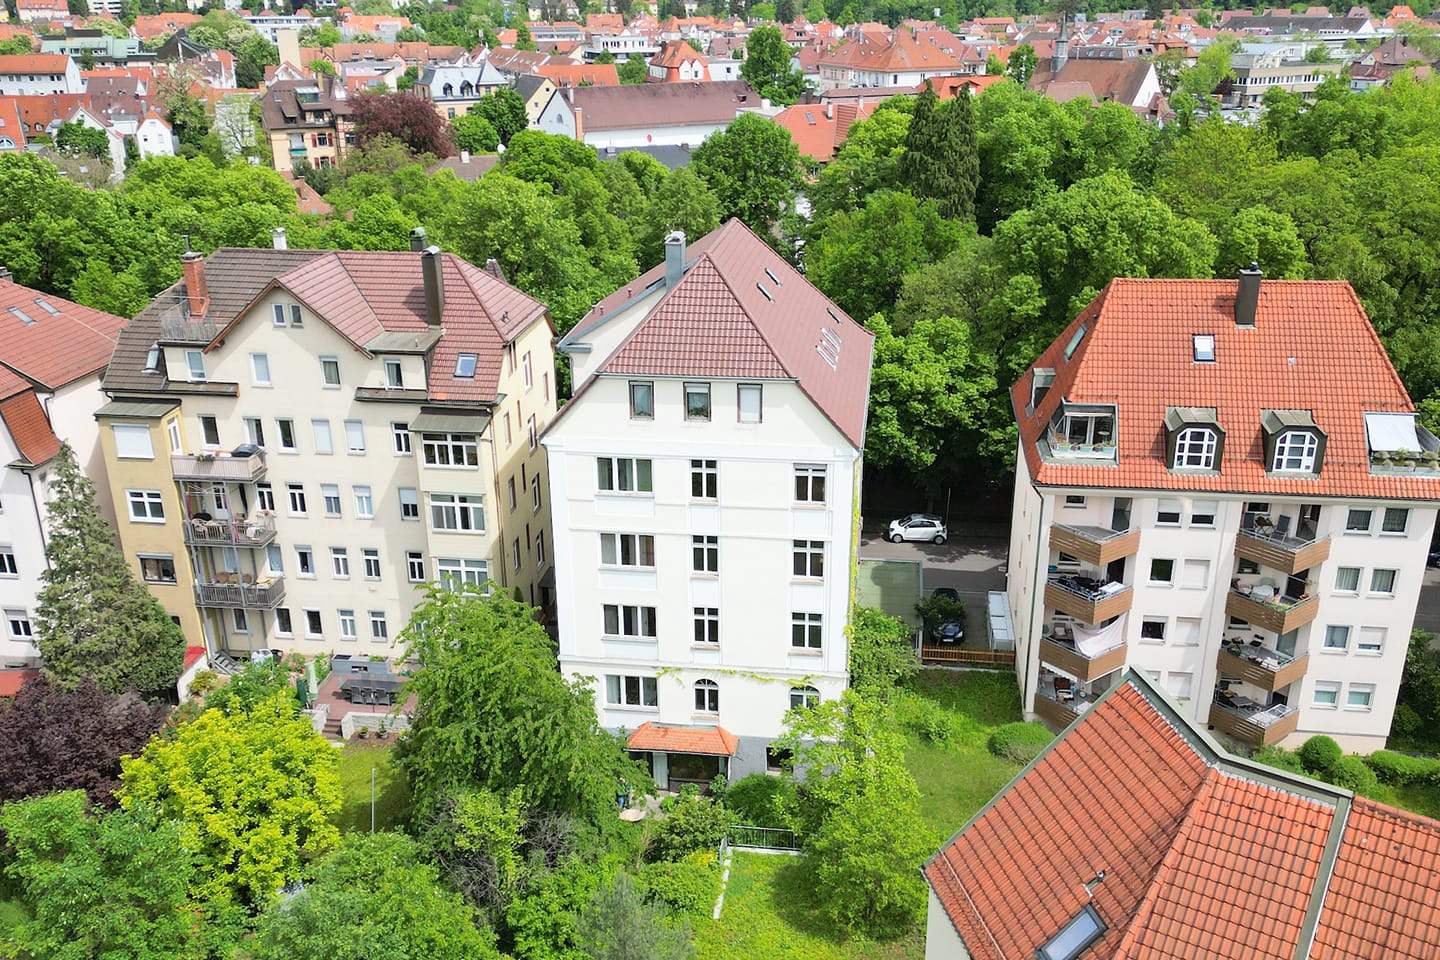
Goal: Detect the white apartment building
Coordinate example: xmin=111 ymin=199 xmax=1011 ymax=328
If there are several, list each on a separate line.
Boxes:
xmin=97 ymin=230 xmax=557 ymax=660
xmin=0 ymin=274 xmax=127 ymax=662
xmin=0 ymin=53 xmax=85 ymax=96
xmin=544 ymin=220 xmax=875 ymax=787
xmin=1008 ymin=268 xmax=1440 ymax=753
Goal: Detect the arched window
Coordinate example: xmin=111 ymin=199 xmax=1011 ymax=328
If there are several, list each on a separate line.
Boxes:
xmin=1173 ymin=427 xmax=1217 ymax=470
xmin=1273 ymin=430 xmax=1318 ymax=472
xmin=441 ymin=82 xmax=454 ymax=97
xmin=460 ymin=81 xmax=474 ymax=96
xmin=694 ymin=679 xmax=719 ymax=714
xmin=789 ymin=685 xmax=819 ymax=710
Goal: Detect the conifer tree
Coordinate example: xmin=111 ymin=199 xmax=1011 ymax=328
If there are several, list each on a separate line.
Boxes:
xmin=34 ymin=443 xmax=185 ymax=698
xmin=899 ymin=83 xmax=980 ymax=222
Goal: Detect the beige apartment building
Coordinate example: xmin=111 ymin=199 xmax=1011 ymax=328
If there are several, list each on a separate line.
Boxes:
xmin=97 ymin=229 xmax=557 ymax=658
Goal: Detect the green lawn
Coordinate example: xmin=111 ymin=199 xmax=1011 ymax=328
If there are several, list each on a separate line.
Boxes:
xmin=333 ymin=741 xmax=411 ymax=834
xmin=0 ymin=897 xmax=29 ymax=936
xmin=695 ymin=854 xmax=924 ymax=960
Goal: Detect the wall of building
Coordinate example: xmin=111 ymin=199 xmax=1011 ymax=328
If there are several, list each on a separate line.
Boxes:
xmin=924 ymin=886 xmax=973 ymax=960
xmin=0 ymin=424 xmax=47 ymax=660
xmin=1007 ymin=447 xmax=1046 ymax=713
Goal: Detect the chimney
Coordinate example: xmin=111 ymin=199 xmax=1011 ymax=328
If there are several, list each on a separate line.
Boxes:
xmin=422 ymin=245 xmax=444 ymax=326
xmin=271 ymin=226 xmax=288 ymax=250
xmin=460 ymin=149 xmax=470 ymax=163
xmin=1055 ymin=15 xmax=1069 ymax=68
xmin=0 ymin=266 xmax=11 ymax=281
xmin=664 ymin=231 xmax=686 ymax=289
xmin=409 ymin=226 xmax=427 ymax=253
xmin=182 ymin=252 xmax=208 ymax=318
xmin=573 ymin=105 xmax=584 ymax=141
xmin=1236 ymin=262 xmax=1262 ymax=328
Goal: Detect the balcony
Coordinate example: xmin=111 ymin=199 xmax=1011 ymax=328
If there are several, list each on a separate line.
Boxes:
xmin=1040 ymin=634 xmax=1127 ymax=683
xmin=1233 ymin=528 xmax=1330 ymax=576
xmin=183 ymin=515 xmax=276 ymax=549
xmin=171 ymin=450 xmax=267 ymax=483
xmin=1217 ymin=641 xmax=1309 ymax=693
xmin=194 ymin=576 xmax=285 ymax=609
xmin=1208 ymin=698 xmax=1299 ymax=747
xmin=1225 ymin=589 xmax=1318 ymax=635
xmin=1034 ymin=691 xmax=1081 ymax=730
xmin=1049 ymin=523 xmax=1140 ymax=567
xmin=1045 ymin=576 xmax=1132 ymax=625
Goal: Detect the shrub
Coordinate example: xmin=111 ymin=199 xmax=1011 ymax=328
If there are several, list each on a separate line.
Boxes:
xmin=635 ymin=852 xmax=720 ymax=914
xmin=649 ymin=791 xmax=732 ymax=862
xmin=188 ymin=670 xmax=219 ymax=696
xmin=1390 ymin=702 xmax=1422 ymax=739
xmin=987 ymin=722 xmax=1053 ymax=764
xmin=893 ymin=689 xmax=965 ymax=746
xmin=1251 ymin=745 xmax=1306 ymax=774
xmin=1329 ymin=755 xmax=1380 ymax=795
xmin=1364 ymin=749 xmax=1440 ymax=785
xmin=1297 ymin=735 xmax=1343 ymax=774
xmin=724 ymin=773 xmax=792 ymax=828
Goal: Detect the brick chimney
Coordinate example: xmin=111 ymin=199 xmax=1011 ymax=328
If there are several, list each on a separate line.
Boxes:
xmin=1235 ymin=262 xmax=1262 ymax=328
xmin=182 ymin=252 xmax=209 ymax=318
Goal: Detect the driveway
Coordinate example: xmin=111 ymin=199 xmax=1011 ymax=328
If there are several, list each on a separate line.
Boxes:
xmin=859 ymin=532 xmax=1008 ymax=614
xmin=1418 ymin=566 xmax=1440 ymax=637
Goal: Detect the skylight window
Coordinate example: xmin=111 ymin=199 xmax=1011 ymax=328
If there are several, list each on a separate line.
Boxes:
xmin=144 ymin=343 xmax=161 ymax=374
xmin=33 ymin=298 xmax=59 ymax=315
xmin=756 ymin=282 xmax=773 ymax=302
xmin=764 ymin=267 xmax=780 ymax=285
xmin=1192 ymin=334 xmax=1216 ymax=363
xmin=1037 ymin=904 xmax=1107 ymax=960
xmin=1063 ymin=323 xmax=1088 ymax=361
xmin=454 ymin=353 xmax=478 ymax=379
xmin=7 ymin=306 xmax=34 ymax=325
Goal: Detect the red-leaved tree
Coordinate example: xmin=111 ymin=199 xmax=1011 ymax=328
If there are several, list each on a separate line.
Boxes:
xmin=349 ymin=91 xmax=454 ymax=158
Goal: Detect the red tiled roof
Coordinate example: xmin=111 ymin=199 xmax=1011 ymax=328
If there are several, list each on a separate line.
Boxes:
xmin=926 ymin=674 xmax=1440 ymax=960
xmin=590 ymin=219 xmax=874 ymax=448
xmin=1012 ymin=278 xmax=1440 ymax=500
xmin=627 ymin=721 xmax=738 ymax=755
xmin=183 ymin=646 xmax=207 ymax=670
xmin=535 ymin=62 xmax=620 ymax=86
xmin=0 ymin=53 xmax=68 ymax=75
xmin=0 ymin=387 xmax=62 ymax=465
xmin=818 ymin=31 xmax=963 ymax=71
xmin=0 ymin=278 xmax=127 ymax=390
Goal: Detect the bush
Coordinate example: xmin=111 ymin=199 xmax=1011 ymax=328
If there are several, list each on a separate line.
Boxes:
xmin=649 ymin=790 xmax=732 ymax=862
xmin=1329 ymin=755 xmax=1380 ymax=795
xmin=724 ymin=774 xmax=792 ymax=828
xmin=892 ymin=689 xmax=962 ymax=746
xmin=188 ymin=670 xmax=219 ymax=696
xmin=1298 ymin=735 xmax=1343 ymax=774
xmin=987 ymin=722 xmax=1053 ymax=764
xmin=1251 ymin=745 xmax=1306 ymax=774
xmin=1364 ymin=749 xmax=1440 ymax=785
xmin=635 ymin=852 xmax=720 ymax=914
xmin=1391 ymin=702 xmax=1423 ymax=739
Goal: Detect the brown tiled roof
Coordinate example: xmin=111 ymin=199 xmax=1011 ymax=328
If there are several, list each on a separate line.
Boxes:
xmin=10 ymin=93 xmax=87 ymax=135
xmin=535 ymin=62 xmax=620 ymax=86
xmin=925 ymin=673 xmax=1440 ymax=960
xmin=586 ymin=219 xmax=873 ymax=448
xmin=0 ymin=278 xmax=126 ymax=390
xmin=1011 ymin=278 xmax=1440 ymax=500
xmin=817 ymin=31 xmax=963 ymax=71
xmin=107 ymin=247 xmax=547 ymax=407
xmin=1029 ymin=57 xmax=1154 ymax=105
xmin=557 ymin=79 xmax=759 ymax=131
xmin=627 ymin=721 xmax=738 ymax=756
xmin=649 ymin=38 xmax=706 ymax=69
xmin=0 ymin=387 xmax=61 ymax=465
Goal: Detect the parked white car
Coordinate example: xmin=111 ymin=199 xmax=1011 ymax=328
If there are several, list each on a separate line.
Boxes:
xmin=887 ymin=514 xmax=947 ymax=544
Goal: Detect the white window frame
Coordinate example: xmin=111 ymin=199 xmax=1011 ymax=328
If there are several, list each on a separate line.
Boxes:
xmin=331 ymin=547 xmax=350 ymax=578
xmin=275 ymin=608 xmax=293 ymax=636
xmin=522 ymin=351 xmax=533 ymax=389
xmin=1334 ymin=566 xmax=1361 ymax=593
xmin=1345 ymin=508 xmax=1372 ymax=533
xmin=406 ymin=551 xmax=425 ymax=583
xmin=737 ymin=383 xmax=762 ymax=423
xmin=321 ymin=483 xmax=342 ymax=517
xmin=304 ymin=608 xmax=323 ymax=637
xmin=692 ymin=606 xmax=719 ymax=646
xmin=684 ymin=382 xmax=711 ymax=421
xmin=1172 ymin=427 xmax=1216 ymax=469
xmin=311 ymin=419 xmax=333 ymax=455
xmin=276 ymin=418 xmax=297 ymax=452
xmin=790 ymin=685 xmax=820 ymax=710
xmin=186 ymin=350 xmax=206 ymax=382
xmin=692 ymin=535 xmax=718 ymax=575
xmin=344 ymin=420 xmax=365 ymax=454
xmin=598 ymin=456 xmax=653 ymax=494
xmin=338 ymin=609 xmax=357 ymax=640
xmin=1346 ymin=683 xmax=1375 ymax=710
xmin=795 ymin=464 xmax=827 ymax=504
xmin=600 ymin=532 xmax=656 ymax=568
xmin=353 ymin=485 xmax=374 ymax=518
xmin=384 ymin=359 xmax=404 ymax=388
xmin=250 ymin=352 xmax=271 ymax=386
xmin=1381 ymin=507 xmax=1410 ymax=534
xmin=1368 ymin=568 xmax=1397 ymax=596
xmin=791 ymin=611 xmax=823 ymax=650
xmin=370 ymin=610 xmax=388 ymax=640
xmin=435 ymin=557 xmax=488 ymax=591
xmin=604 ymin=603 xmax=659 ymax=640
xmin=295 ymin=546 xmax=315 ymax=578
xmin=1312 ymin=680 xmax=1340 ymax=708
xmin=1272 ymin=430 xmax=1318 ymax=472
xmin=422 ymin=433 xmax=478 ymax=468
xmin=1149 ymin=558 xmax=1175 ymax=585
xmin=693 ymin=678 xmax=720 ymax=714
xmin=287 ymin=483 xmax=307 ymax=515
xmin=429 ymin=493 xmax=485 ymax=533
xmin=392 ymin=422 xmax=412 ymax=455
xmin=126 ymin=489 xmax=165 ymax=523
xmin=399 ymin=487 xmax=420 ymax=521
xmin=112 ymin=423 xmax=154 ymax=460
xmin=5 ymin=609 xmax=32 ymax=640
xmin=606 ymin=674 xmax=658 ymax=708
xmin=362 ymin=547 xmax=381 ymax=580
xmin=793 ymin=540 xmax=824 ymax=579
xmin=1357 ymin=626 xmax=1386 ymax=655
xmin=532 ymin=476 xmax=542 ymax=513
xmin=1323 ymin=624 xmax=1351 ymax=652
xmin=320 ymin=355 xmax=341 ymax=387
xmin=527 ymin=415 xmax=537 ymax=452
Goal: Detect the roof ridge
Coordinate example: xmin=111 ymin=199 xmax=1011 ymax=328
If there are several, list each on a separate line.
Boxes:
xmin=327 ymin=249 xmax=387 ymax=333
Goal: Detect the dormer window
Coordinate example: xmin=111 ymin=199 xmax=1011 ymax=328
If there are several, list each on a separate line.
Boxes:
xmin=1262 ymin=410 xmax=1325 ymax=476
xmin=1164 ymin=407 xmax=1223 ymax=472
xmin=1046 ymin=402 xmax=1116 ymax=460
xmin=1030 ymin=368 xmax=1054 ymax=413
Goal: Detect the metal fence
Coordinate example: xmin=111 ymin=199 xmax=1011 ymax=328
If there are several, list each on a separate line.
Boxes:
xmin=728 ymin=824 xmax=802 ymax=851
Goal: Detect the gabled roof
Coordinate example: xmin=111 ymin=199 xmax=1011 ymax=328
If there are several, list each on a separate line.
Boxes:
xmin=554 ymin=79 xmax=758 ymax=131
xmin=0 ymin=53 xmax=69 ymax=75
xmin=1029 ymin=56 xmax=1155 ymax=104
xmin=925 ymin=671 xmax=1440 ymax=960
xmin=0 ymin=383 xmax=62 ymax=466
xmin=566 ymin=218 xmax=873 ymax=449
xmin=817 ymin=30 xmax=963 ymax=71
xmin=627 ymin=721 xmax=738 ymax=756
xmin=1010 ymin=277 xmax=1437 ymax=500
xmin=0 ymin=276 xmax=127 ymax=390
xmin=106 ymin=247 xmax=548 ymax=406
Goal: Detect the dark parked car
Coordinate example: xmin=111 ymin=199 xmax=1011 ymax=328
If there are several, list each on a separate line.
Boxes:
xmin=931 ymin=620 xmax=965 ymax=644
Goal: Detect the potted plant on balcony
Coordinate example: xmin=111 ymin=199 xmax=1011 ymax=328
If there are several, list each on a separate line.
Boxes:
xmin=195 ymin=452 xmax=215 ymax=462
xmin=1397 ymin=448 xmax=1419 ymax=468
xmin=1422 ymin=451 xmax=1440 ymax=470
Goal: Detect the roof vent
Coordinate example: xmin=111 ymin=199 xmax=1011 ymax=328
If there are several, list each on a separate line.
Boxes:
xmin=664 ymin=230 xmax=686 ymax=290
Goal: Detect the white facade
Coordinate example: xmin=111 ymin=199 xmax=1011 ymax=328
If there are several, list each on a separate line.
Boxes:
xmin=0 ymin=56 xmax=84 ymax=96
xmin=136 ymin=115 xmax=175 ymax=159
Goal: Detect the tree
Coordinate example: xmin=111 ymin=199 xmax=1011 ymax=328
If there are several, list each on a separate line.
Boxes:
xmin=739 ymin=24 xmax=808 ymax=105
xmin=1170 ymin=38 xmax=1237 ymax=127
xmin=53 ymin=121 xmax=108 ymax=159
xmin=395 ymin=587 xmax=632 ymax=823
xmin=775 ymin=0 xmax=795 ymax=20
xmin=351 ymin=91 xmax=454 ymax=156
xmin=473 ymin=87 xmax=529 ymax=146
xmin=34 ymin=445 xmax=185 ymax=699
xmin=639 ymin=165 xmax=721 ymax=268
xmin=0 ymin=676 xmax=167 ymax=808
xmin=397 ymin=64 xmax=420 ymax=92
xmin=774 ymin=694 xmax=934 ymax=939
xmin=1006 ymin=43 xmax=1036 ymax=86
xmin=0 ymin=791 xmax=211 ymax=960
xmin=618 ymin=55 xmax=648 ymax=83
xmin=162 ymin=89 xmax=211 ymax=151
xmin=516 ymin=21 xmax=536 ymax=50
xmin=691 ymin=112 xmax=804 ymax=237
xmin=576 ymin=873 xmax=695 ymax=960
xmin=300 ymin=22 xmax=343 ymax=46
xmin=453 ymin=112 xmax=501 ymax=153
xmin=807 ymin=104 xmax=910 ymax=219
xmin=500 ymin=129 xmax=600 ymax=189
xmin=899 ymin=84 xmax=979 ymax=221
xmin=250 ymin=832 xmax=501 ymax=960
xmin=118 ymin=691 xmax=342 ymax=908
xmin=595 ymin=48 xmax=616 ymax=63
xmin=848 ymin=606 xmax=920 ymax=698
xmin=805 ymin=190 xmax=963 ymax=321
xmin=985 ymin=52 xmax=1004 ymax=74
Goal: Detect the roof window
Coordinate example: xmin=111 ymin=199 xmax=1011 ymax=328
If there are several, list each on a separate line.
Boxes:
xmin=1063 ymin=323 xmax=1088 ymax=361
xmin=1192 ymin=333 xmax=1215 ymax=362
xmin=1030 ymin=368 xmax=1055 ymax=413
xmin=33 ymin=297 xmax=59 ymax=315
xmin=454 ymin=353 xmax=478 ymax=379
xmin=816 ymin=326 xmax=841 ymax=369
xmin=1037 ymin=903 xmax=1107 ymax=960
xmin=143 ymin=343 xmax=161 ymax=374
xmin=8 ymin=305 xmax=35 ymax=324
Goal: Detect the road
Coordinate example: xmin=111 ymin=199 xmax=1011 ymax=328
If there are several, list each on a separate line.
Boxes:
xmin=861 ymin=530 xmax=1440 ymax=640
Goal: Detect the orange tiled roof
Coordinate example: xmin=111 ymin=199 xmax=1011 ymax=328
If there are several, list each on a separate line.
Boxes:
xmin=535 ymin=62 xmax=619 ymax=86
xmin=0 ymin=53 xmax=69 ymax=75
xmin=0 ymin=384 xmax=62 ymax=465
xmin=818 ymin=30 xmax=963 ymax=71
xmin=1011 ymin=277 xmax=1440 ymax=500
xmin=627 ymin=721 xmax=738 ymax=756
xmin=0 ymin=277 xmax=127 ymax=390
xmin=0 ymin=667 xmax=39 ymax=698
xmin=926 ymin=673 xmax=1440 ymax=960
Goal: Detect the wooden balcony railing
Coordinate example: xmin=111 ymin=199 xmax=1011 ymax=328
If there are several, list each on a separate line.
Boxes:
xmin=1233 ymin=528 xmax=1330 ymax=576
xmin=1040 ymin=636 xmax=1127 ymax=683
xmin=1045 ymin=577 xmax=1133 ymax=625
xmin=1225 ymin=590 xmax=1318 ymax=635
xmin=1034 ymin=691 xmax=1082 ymax=730
xmin=1208 ymin=700 xmax=1299 ymax=747
xmin=1216 ymin=644 xmax=1309 ymax=692
xmin=1049 ymin=523 xmax=1140 ymax=567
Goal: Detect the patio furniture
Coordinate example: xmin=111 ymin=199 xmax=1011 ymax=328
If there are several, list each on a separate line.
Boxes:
xmin=1054 ymin=677 xmax=1075 ymax=702
xmin=240 ymin=573 xmax=254 ymax=585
